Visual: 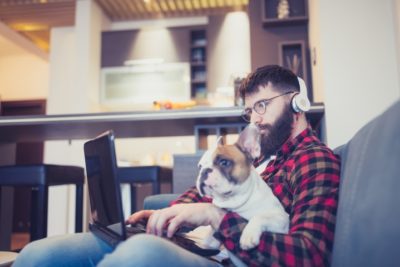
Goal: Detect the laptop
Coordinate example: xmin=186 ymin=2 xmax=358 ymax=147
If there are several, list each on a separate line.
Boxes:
xmin=83 ymin=130 xmax=220 ymax=257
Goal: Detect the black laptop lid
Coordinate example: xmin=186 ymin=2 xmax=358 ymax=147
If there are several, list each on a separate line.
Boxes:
xmin=84 ymin=130 xmax=127 ymax=240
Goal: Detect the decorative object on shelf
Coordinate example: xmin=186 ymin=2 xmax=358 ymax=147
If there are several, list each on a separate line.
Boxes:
xmin=262 ymin=0 xmax=308 ymax=26
xmin=230 ymin=73 xmax=247 ymax=106
xmin=190 ymin=29 xmax=207 ymax=98
xmin=286 ymin=53 xmax=301 ymax=75
xmin=277 ymin=0 xmax=290 ymax=19
xmin=278 ymin=40 xmax=307 ymax=86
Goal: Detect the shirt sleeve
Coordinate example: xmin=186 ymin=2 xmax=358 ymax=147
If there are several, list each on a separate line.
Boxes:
xmin=170 ymin=186 xmax=212 ymax=206
xmin=213 ymin=149 xmax=340 ymax=266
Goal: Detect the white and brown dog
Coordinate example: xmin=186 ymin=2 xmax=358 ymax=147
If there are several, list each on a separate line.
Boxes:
xmin=196 ymin=123 xmax=289 ymax=251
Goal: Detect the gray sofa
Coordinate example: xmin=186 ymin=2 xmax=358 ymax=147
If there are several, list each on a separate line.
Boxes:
xmin=144 ymin=100 xmax=400 ymax=267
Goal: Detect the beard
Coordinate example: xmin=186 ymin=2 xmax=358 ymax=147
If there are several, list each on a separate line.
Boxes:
xmin=258 ymin=105 xmax=294 ymax=158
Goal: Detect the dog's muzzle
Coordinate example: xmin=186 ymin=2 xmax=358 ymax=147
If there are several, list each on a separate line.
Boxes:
xmin=199 ymin=167 xmax=212 ymax=195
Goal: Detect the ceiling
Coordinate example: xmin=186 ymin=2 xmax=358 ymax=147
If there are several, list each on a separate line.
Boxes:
xmin=0 ymin=0 xmax=248 ymax=53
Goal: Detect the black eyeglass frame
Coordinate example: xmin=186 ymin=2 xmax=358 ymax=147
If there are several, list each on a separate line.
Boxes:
xmin=241 ymin=91 xmax=295 ymax=122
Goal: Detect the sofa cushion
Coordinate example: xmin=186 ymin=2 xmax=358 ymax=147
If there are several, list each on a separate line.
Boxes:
xmin=332 ymin=100 xmax=400 ymax=267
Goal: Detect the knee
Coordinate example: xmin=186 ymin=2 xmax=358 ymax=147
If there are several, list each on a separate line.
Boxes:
xmin=99 ymin=234 xmax=172 ymax=266
xmin=116 ymin=234 xmax=169 ymax=259
xmin=13 ymin=239 xmax=56 ymax=267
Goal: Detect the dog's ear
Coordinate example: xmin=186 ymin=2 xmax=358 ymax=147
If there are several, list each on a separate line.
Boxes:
xmin=236 ymin=123 xmax=261 ymax=159
xmin=216 ymin=136 xmax=224 ymax=146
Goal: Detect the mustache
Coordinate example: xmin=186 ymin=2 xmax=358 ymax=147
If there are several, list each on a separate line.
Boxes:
xmin=257 ymin=123 xmax=273 ymax=131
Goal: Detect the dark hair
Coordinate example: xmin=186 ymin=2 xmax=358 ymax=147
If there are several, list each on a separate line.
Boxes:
xmin=239 ymin=65 xmax=300 ymax=99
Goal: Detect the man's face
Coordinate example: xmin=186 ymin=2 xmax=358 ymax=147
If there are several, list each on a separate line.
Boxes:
xmin=244 ymin=84 xmax=294 ymax=157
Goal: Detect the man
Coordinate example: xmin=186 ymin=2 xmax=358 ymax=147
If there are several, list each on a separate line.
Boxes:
xmin=14 ymin=65 xmax=340 ymax=266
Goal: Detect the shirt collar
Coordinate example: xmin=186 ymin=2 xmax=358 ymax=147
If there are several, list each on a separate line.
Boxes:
xmin=275 ymin=127 xmax=314 ymax=159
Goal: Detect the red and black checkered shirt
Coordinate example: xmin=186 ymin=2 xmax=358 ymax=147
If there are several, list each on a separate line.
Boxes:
xmin=171 ymin=127 xmax=340 ymax=266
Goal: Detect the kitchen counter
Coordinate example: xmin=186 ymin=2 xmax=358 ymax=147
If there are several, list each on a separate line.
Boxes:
xmin=0 ymin=104 xmax=324 ymax=142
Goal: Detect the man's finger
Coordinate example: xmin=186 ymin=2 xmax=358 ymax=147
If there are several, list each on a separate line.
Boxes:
xmin=126 ymin=210 xmax=153 ymax=224
xmin=167 ymin=214 xmax=184 ymax=238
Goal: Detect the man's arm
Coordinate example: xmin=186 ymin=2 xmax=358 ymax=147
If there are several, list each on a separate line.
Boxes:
xmin=170 ymin=186 xmax=212 ymax=205
xmin=214 ymin=150 xmax=340 ymax=266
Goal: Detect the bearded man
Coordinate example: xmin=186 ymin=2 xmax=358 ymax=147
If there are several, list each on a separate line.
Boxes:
xmin=14 ymin=65 xmax=340 ymax=267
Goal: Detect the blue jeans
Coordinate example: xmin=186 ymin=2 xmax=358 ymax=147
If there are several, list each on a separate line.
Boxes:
xmin=13 ymin=232 xmax=221 ymax=267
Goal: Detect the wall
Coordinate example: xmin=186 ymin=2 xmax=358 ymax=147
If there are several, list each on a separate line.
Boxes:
xmin=0 ymin=35 xmax=48 ymax=101
xmin=308 ymin=0 xmax=323 ymax=102
xmin=395 ymin=0 xmax=400 ymax=90
xmin=248 ymin=0 xmax=313 ymax=99
xmin=45 ymin=0 xmax=106 ymax=236
xmin=315 ymin=0 xmax=400 ymax=148
xmin=207 ymin=11 xmax=251 ymax=93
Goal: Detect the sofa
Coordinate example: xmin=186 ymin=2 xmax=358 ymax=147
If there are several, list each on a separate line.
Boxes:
xmin=144 ymin=100 xmax=400 ymax=267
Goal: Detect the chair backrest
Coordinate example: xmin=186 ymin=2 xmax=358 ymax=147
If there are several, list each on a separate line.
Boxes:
xmin=332 ymin=100 xmax=400 ymax=267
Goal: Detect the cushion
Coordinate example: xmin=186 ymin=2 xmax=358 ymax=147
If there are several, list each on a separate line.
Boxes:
xmin=332 ymin=100 xmax=400 ymax=267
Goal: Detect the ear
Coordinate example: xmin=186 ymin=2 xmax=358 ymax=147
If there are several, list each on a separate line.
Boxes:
xmin=236 ymin=123 xmax=261 ymax=159
xmin=216 ymin=136 xmax=224 ymax=146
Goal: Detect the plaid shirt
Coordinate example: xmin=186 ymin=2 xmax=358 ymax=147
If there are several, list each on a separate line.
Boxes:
xmin=171 ymin=128 xmax=340 ymax=266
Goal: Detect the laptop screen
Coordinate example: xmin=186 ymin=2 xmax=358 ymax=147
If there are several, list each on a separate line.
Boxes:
xmin=84 ymin=130 xmax=126 ymax=239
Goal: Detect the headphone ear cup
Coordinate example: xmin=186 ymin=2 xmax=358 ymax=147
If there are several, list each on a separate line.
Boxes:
xmin=294 ymin=77 xmax=311 ymax=113
xmin=291 ymin=93 xmax=311 ymax=113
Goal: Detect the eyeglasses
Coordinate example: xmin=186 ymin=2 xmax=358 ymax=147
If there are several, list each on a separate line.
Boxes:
xmin=241 ymin=91 xmax=294 ymax=122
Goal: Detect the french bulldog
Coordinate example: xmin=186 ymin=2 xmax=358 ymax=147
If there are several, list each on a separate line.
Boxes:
xmin=196 ymin=123 xmax=289 ymax=251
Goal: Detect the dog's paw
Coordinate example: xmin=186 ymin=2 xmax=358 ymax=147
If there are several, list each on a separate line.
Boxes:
xmin=239 ymin=225 xmax=262 ymax=250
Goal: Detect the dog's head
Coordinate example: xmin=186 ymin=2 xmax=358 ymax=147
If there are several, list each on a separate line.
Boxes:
xmin=196 ymin=123 xmax=261 ymax=200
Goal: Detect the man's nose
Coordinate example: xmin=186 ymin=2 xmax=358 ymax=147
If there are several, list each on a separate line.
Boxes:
xmin=250 ymin=111 xmax=262 ymax=124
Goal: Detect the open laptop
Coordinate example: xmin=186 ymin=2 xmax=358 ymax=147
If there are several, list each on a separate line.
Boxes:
xmin=83 ymin=130 xmax=220 ymax=257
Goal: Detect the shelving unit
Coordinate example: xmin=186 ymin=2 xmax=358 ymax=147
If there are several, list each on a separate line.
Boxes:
xmin=261 ymin=0 xmax=308 ymax=27
xmin=190 ymin=29 xmax=207 ymax=99
xmin=278 ymin=40 xmax=307 ymax=85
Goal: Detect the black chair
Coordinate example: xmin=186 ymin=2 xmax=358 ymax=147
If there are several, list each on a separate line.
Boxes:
xmin=118 ymin=166 xmax=172 ymax=212
xmin=0 ymin=164 xmax=84 ymax=246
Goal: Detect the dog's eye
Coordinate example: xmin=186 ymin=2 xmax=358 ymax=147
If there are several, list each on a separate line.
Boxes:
xmin=219 ymin=159 xmax=232 ymax=168
xmin=198 ymin=164 xmax=202 ymax=170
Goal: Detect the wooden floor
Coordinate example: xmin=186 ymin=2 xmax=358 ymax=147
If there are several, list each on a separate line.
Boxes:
xmin=11 ymin=233 xmax=30 ymax=251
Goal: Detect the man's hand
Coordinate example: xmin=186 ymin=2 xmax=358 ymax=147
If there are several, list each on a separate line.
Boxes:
xmin=142 ymin=203 xmax=226 ymax=238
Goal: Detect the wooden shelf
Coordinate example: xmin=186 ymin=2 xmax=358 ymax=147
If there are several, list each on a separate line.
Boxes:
xmin=263 ymin=16 xmax=308 ymax=27
xmin=261 ymin=0 xmax=308 ymax=27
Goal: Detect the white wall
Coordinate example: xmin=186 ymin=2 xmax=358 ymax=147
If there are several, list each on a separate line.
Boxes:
xmin=394 ymin=0 xmax=400 ymax=89
xmin=0 ymin=35 xmax=48 ymax=101
xmin=208 ymin=12 xmax=251 ymax=93
xmin=308 ymin=0 xmax=324 ymax=102
xmin=314 ymin=0 xmax=400 ymax=148
xmin=45 ymin=0 xmax=105 ymax=236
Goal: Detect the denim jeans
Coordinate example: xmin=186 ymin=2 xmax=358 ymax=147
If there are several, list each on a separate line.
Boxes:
xmin=13 ymin=232 xmax=221 ymax=267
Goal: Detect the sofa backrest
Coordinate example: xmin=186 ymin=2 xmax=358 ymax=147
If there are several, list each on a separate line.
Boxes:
xmin=332 ymin=100 xmax=400 ymax=267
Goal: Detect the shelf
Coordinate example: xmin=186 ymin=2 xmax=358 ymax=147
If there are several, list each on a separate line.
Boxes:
xmin=261 ymin=0 xmax=308 ymax=27
xmin=190 ymin=29 xmax=207 ymax=98
xmin=191 ymin=44 xmax=207 ymax=49
xmin=191 ymin=80 xmax=206 ymax=84
xmin=263 ymin=16 xmax=308 ymax=27
xmin=190 ymin=62 xmax=206 ymax=67
xmin=278 ymin=40 xmax=307 ymax=85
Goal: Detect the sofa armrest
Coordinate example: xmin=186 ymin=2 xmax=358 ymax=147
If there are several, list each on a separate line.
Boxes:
xmin=143 ymin=194 xmax=180 ymax=210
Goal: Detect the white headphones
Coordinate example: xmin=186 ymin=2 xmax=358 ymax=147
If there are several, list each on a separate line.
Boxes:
xmin=291 ymin=77 xmax=311 ymax=113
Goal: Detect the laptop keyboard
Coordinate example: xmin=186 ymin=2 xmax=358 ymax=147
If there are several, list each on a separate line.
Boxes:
xmin=125 ymin=221 xmax=220 ymax=257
